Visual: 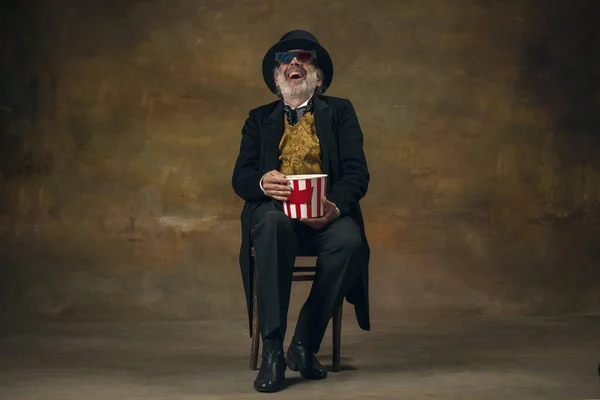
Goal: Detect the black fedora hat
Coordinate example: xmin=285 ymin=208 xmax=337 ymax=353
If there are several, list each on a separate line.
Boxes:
xmin=262 ymin=30 xmax=334 ymax=95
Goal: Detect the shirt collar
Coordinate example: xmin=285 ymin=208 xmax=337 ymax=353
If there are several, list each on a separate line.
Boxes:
xmin=284 ymin=95 xmax=313 ymax=110
xmin=283 ymin=96 xmax=314 ymax=126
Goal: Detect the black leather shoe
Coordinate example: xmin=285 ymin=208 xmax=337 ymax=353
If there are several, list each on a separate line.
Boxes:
xmin=286 ymin=340 xmax=327 ymax=380
xmin=254 ymin=339 xmax=286 ymax=393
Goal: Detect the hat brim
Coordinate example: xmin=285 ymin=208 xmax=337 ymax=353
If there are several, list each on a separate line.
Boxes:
xmin=262 ymin=38 xmax=334 ymax=95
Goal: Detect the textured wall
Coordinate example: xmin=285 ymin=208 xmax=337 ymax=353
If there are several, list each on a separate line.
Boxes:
xmin=1 ymin=0 xmax=599 ymax=321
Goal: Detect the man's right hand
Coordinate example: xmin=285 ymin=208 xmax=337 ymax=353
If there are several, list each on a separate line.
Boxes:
xmin=261 ymin=170 xmax=292 ymax=201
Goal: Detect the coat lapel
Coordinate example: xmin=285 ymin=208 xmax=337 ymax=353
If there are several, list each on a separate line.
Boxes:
xmin=313 ymin=96 xmax=332 ymax=175
xmin=263 ymin=101 xmax=284 ymax=171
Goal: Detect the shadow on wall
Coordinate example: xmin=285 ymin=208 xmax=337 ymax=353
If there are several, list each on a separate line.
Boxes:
xmin=518 ymin=0 xmax=600 ymax=137
xmin=0 ymin=0 xmax=43 ymax=187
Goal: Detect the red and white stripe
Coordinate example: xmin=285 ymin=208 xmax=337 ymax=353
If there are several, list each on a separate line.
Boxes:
xmin=283 ymin=174 xmax=327 ymax=219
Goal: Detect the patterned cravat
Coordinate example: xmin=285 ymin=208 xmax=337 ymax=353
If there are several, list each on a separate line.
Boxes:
xmin=283 ymin=97 xmax=313 ymax=126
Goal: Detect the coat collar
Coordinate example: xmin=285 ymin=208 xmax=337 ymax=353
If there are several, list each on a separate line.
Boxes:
xmin=313 ymin=95 xmax=330 ymax=111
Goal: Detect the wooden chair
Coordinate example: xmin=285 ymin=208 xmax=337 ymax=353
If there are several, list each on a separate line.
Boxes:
xmin=249 ymin=247 xmax=343 ymax=373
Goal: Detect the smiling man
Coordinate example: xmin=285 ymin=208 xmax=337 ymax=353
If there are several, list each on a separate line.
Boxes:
xmin=232 ymin=30 xmax=370 ymax=393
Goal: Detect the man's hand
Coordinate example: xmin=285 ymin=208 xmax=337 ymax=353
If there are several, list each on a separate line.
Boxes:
xmin=300 ymin=196 xmax=338 ymax=229
xmin=261 ymin=170 xmax=292 ymax=201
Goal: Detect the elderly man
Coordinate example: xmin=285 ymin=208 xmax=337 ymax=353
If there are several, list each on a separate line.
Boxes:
xmin=232 ymin=30 xmax=370 ymax=393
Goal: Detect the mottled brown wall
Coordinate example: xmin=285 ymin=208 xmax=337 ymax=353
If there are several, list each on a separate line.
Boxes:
xmin=1 ymin=0 xmax=599 ymax=320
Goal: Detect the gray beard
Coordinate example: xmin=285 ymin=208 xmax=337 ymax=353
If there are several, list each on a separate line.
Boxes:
xmin=275 ymin=68 xmax=319 ymax=103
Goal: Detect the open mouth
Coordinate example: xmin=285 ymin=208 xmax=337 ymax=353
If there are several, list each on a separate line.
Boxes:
xmin=287 ymin=69 xmax=305 ymax=80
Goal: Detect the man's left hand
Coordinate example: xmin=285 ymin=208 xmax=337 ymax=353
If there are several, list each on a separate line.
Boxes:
xmin=300 ymin=197 xmax=339 ymax=229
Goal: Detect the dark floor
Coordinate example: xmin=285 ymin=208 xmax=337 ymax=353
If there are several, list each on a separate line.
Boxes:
xmin=0 ymin=315 xmax=599 ymax=399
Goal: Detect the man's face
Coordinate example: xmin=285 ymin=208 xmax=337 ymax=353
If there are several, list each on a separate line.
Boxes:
xmin=274 ymin=49 xmax=323 ymax=100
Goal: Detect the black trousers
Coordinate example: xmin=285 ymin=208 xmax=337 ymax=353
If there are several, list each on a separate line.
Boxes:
xmin=251 ymin=200 xmax=362 ymax=354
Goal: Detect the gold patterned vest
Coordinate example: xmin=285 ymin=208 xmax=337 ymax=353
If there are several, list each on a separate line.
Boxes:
xmin=278 ymin=112 xmax=323 ymax=175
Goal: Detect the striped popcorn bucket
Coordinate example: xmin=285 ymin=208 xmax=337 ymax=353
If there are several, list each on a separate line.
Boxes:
xmin=283 ymin=174 xmax=328 ymax=219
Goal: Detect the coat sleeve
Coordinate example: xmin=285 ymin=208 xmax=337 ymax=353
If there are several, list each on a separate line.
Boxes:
xmin=326 ymin=100 xmax=370 ymax=215
xmin=232 ymin=111 xmax=268 ymax=202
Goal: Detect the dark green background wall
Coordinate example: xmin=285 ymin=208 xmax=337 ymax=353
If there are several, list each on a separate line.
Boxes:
xmin=1 ymin=0 xmax=599 ymax=320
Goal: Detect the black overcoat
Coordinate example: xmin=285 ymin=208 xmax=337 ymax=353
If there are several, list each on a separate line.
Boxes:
xmin=231 ymin=95 xmax=370 ymax=336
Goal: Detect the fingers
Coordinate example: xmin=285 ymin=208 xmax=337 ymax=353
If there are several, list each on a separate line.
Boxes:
xmin=263 ymin=183 xmax=292 ymax=201
xmin=322 ymin=196 xmax=336 ymax=209
xmin=262 ymin=170 xmax=293 ymax=200
xmin=265 ymin=189 xmax=291 ymax=200
xmin=263 ymin=183 xmax=292 ymax=192
xmin=263 ymin=170 xmax=289 ymax=185
xmin=266 ymin=193 xmax=291 ymax=200
xmin=263 ymin=181 xmax=291 ymax=200
xmin=265 ymin=177 xmax=289 ymax=185
xmin=266 ymin=190 xmax=292 ymax=197
xmin=322 ymin=202 xmax=335 ymax=215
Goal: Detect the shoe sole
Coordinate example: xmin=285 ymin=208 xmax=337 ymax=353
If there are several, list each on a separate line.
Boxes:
xmin=255 ymin=384 xmax=284 ymax=393
xmin=286 ymin=353 xmax=327 ymax=379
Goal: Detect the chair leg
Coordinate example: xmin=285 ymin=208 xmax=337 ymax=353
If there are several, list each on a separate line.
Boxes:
xmin=250 ymin=272 xmax=260 ymax=370
xmin=332 ymin=301 xmax=343 ymax=373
